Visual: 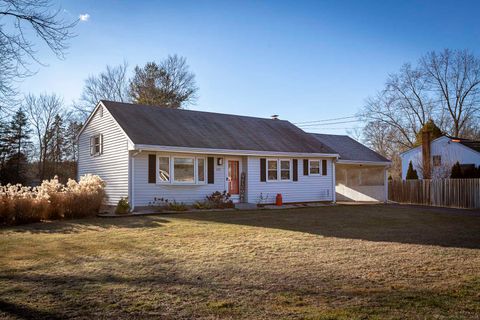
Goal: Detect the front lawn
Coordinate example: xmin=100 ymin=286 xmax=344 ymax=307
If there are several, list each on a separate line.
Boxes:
xmin=1 ymin=205 xmax=480 ymax=319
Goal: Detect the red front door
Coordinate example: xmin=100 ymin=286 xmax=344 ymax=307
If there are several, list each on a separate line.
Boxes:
xmin=228 ymin=160 xmax=239 ymax=195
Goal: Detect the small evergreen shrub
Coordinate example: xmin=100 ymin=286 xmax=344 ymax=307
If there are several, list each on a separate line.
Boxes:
xmin=115 ymin=197 xmax=130 ymax=214
xmin=450 ymin=162 xmax=463 ymax=178
xmin=406 ymin=161 xmax=418 ymax=180
xmin=451 ymin=163 xmax=480 ymax=179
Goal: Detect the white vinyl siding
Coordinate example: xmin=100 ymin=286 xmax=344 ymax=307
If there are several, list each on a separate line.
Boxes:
xmin=78 ymin=105 xmax=129 ymax=205
xmin=132 ymin=151 xmax=227 ymax=206
xmin=248 ymin=156 xmax=334 ymax=204
xmin=401 ymin=136 xmax=480 ymax=179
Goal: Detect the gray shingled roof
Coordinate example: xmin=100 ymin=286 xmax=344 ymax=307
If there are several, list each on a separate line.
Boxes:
xmin=448 ymin=137 xmax=480 ymax=153
xmin=311 ymin=133 xmax=390 ymax=162
xmin=102 ymin=100 xmax=337 ymax=154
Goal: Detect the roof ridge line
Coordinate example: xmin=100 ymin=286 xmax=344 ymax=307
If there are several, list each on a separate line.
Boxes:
xmin=101 ymin=100 xmax=290 ymax=123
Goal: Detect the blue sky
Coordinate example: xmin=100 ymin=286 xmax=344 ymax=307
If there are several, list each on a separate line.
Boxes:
xmin=21 ymin=0 xmax=480 ymax=134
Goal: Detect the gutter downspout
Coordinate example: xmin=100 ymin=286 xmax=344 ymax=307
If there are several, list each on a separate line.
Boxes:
xmin=130 ymin=150 xmax=141 ymax=211
xmin=332 ymin=159 xmax=336 ymax=204
xmin=384 ymin=165 xmax=390 ymax=203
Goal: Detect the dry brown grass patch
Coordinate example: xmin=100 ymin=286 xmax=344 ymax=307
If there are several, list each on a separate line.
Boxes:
xmin=0 ymin=205 xmax=479 ymax=319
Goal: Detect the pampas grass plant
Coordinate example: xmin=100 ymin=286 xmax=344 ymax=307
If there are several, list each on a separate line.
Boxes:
xmin=0 ymin=174 xmax=106 ymax=225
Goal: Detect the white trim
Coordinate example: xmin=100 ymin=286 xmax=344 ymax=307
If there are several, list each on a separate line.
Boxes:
xmin=157 ymin=155 xmax=171 ymax=183
xmin=76 ymin=101 xmax=102 ymax=140
xmin=266 ymin=159 xmax=279 ymax=182
xmin=196 ymin=157 xmax=207 ymax=184
xmin=332 ymin=160 xmax=336 ymax=203
xmin=90 ymin=134 xmax=103 ymax=156
xmin=154 ymin=153 xmax=207 ymax=186
xmin=337 ymin=160 xmax=391 ymax=166
xmin=76 ymin=101 xmax=134 ymax=146
xmin=133 ymin=144 xmax=339 ymax=158
xmin=172 ymin=156 xmax=196 ymax=184
xmin=264 ymin=158 xmax=293 ymax=182
xmin=130 ymin=150 xmax=141 ymax=210
xmin=309 ymin=159 xmax=321 ymax=176
xmin=279 ymin=159 xmax=292 ymax=181
xmin=449 ymin=139 xmax=480 ymax=156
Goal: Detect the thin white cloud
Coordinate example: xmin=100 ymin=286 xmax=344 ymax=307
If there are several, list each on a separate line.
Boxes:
xmin=79 ymin=13 xmax=90 ymax=22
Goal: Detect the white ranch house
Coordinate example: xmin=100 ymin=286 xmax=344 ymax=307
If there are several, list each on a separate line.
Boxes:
xmin=77 ymin=101 xmax=390 ymax=209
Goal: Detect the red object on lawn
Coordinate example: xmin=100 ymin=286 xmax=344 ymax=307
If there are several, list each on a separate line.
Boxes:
xmin=276 ymin=193 xmax=283 ymax=206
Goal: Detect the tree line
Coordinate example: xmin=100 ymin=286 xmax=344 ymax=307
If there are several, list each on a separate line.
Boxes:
xmin=0 ymin=1 xmax=198 ymax=186
xmin=361 ymin=49 xmax=480 ymax=178
xmin=0 ymin=57 xmax=198 ymax=185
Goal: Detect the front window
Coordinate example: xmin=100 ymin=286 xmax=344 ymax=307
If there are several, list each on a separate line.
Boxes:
xmin=309 ymin=160 xmax=320 ymax=175
xmin=159 ymin=157 xmax=170 ymax=182
xmin=280 ymin=160 xmax=291 ymax=180
xmin=173 ymin=157 xmax=195 ymax=183
xmin=433 ymin=155 xmax=441 ymax=167
xmin=197 ymin=158 xmax=205 ymax=183
xmin=268 ymin=160 xmax=278 ymax=180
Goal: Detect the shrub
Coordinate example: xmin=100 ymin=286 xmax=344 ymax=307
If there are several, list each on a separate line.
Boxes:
xmin=0 ymin=174 xmax=106 ymax=226
xmin=167 ymin=200 xmax=188 ymax=212
xmin=406 ymin=161 xmax=418 ymax=180
xmin=205 ymin=191 xmax=234 ymax=209
xmin=148 ymin=197 xmax=189 ymax=212
xmin=193 ymin=200 xmax=213 ymax=210
xmin=450 ymin=162 xmax=463 ymax=178
xmin=14 ymin=198 xmax=50 ymax=225
xmin=115 ymin=197 xmax=130 ymax=214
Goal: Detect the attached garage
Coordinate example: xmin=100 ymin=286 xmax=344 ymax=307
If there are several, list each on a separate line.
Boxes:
xmin=311 ymin=134 xmax=391 ymax=202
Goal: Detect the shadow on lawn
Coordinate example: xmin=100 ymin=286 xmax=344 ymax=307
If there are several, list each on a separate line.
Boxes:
xmin=0 ymin=299 xmax=63 ymax=320
xmin=173 ymin=204 xmax=480 ymax=249
xmin=1 ymin=265 xmax=479 ymax=319
xmin=1 ymin=216 xmax=170 ymax=234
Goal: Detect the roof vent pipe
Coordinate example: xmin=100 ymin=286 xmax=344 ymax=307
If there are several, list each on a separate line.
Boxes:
xmin=271 ymin=114 xmax=279 ymax=120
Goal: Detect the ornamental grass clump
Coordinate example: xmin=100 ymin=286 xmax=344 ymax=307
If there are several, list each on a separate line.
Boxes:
xmin=0 ymin=174 xmax=106 ymax=226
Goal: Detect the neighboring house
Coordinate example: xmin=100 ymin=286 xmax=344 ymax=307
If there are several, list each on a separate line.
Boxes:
xmin=400 ymin=136 xmax=480 ymax=179
xmin=77 ymin=101 xmax=340 ymax=209
xmin=311 ymin=134 xmax=391 ymax=202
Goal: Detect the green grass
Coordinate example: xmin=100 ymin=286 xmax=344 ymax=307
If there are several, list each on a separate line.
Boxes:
xmin=1 ymin=204 xmax=480 ymax=319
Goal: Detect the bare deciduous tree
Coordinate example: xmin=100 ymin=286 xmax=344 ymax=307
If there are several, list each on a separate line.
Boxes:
xmin=361 ymin=63 xmax=436 ymax=150
xmin=129 ymin=55 xmax=198 ymax=108
xmin=361 ymin=49 xmax=480 ymax=178
xmin=24 ymin=93 xmax=64 ymax=180
xmin=0 ymin=0 xmax=76 ymax=115
xmin=75 ymin=62 xmax=130 ymax=118
xmin=421 ymin=49 xmax=480 ymax=137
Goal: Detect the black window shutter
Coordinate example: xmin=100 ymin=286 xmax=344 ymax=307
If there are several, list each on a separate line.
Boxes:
xmin=207 ymin=157 xmax=215 ymax=184
xmin=322 ymin=160 xmax=327 ymax=176
xmin=148 ymin=154 xmax=156 ymax=183
xmin=303 ymin=159 xmax=309 ymax=175
xmin=260 ymin=158 xmax=266 ymax=182
xmin=293 ymin=159 xmax=298 ymax=181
